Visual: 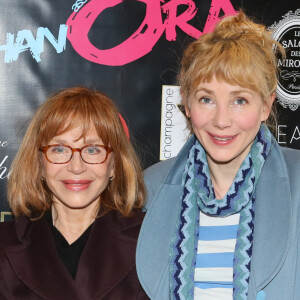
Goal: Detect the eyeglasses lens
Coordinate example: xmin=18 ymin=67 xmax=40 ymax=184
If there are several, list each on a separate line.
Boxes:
xmin=46 ymin=145 xmax=107 ymax=164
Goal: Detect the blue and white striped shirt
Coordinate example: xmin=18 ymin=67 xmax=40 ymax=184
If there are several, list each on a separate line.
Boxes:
xmin=194 ymin=211 xmax=240 ymax=299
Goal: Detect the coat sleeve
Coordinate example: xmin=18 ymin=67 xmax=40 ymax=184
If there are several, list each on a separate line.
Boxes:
xmin=281 ymin=147 xmax=300 ymax=297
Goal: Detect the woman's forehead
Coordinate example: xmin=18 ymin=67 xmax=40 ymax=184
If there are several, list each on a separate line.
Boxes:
xmin=47 ymin=123 xmax=103 ymax=143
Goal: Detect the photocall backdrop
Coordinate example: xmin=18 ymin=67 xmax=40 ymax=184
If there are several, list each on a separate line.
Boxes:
xmin=0 ymin=0 xmax=299 ymax=220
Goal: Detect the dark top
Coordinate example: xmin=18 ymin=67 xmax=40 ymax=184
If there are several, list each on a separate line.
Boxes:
xmin=0 ymin=209 xmax=149 ymax=299
xmin=45 ymin=211 xmax=93 ymax=279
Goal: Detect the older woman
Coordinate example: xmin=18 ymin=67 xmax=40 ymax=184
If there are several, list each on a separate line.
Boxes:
xmin=137 ymin=12 xmax=300 ymax=300
xmin=0 ymin=87 xmax=149 ymax=299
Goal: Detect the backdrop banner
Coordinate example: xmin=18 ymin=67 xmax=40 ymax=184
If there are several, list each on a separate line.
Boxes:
xmin=0 ymin=0 xmax=299 ymax=220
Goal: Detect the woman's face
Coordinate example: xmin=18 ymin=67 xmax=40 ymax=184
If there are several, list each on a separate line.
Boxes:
xmin=185 ymin=75 xmax=274 ymax=167
xmin=41 ymin=125 xmax=114 ymax=211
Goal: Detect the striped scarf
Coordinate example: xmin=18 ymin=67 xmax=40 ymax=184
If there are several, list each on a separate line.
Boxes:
xmin=170 ymin=124 xmax=273 ymax=300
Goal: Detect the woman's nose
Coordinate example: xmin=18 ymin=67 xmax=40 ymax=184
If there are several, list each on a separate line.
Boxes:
xmin=67 ymin=151 xmax=87 ymax=175
xmin=212 ymin=105 xmax=232 ymax=129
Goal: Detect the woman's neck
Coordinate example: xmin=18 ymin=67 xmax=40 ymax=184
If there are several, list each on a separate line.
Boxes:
xmin=207 ymin=155 xmax=246 ymax=199
xmin=51 ymin=202 xmax=98 ymax=244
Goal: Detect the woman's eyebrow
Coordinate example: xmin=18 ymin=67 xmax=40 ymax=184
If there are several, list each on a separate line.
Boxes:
xmin=50 ymin=138 xmax=67 ymax=144
xmin=229 ymin=89 xmax=254 ymax=96
xmin=50 ymin=138 xmax=102 ymax=145
xmin=195 ymin=87 xmax=214 ymax=94
xmin=195 ymin=88 xmax=254 ymax=96
xmin=84 ymin=138 xmax=102 ymax=144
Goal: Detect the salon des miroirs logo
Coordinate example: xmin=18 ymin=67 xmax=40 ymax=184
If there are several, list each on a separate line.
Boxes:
xmin=270 ymin=9 xmax=300 ymax=111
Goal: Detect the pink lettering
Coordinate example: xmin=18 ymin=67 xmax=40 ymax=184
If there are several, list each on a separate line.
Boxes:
xmin=66 ymin=0 xmax=237 ymax=66
xmin=203 ymin=0 xmax=236 ymax=33
xmin=67 ymin=0 xmax=164 ymax=66
xmin=162 ymin=0 xmax=201 ymax=40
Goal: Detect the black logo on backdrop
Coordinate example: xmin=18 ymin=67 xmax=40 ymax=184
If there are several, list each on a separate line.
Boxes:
xmin=271 ymin=9 xmax=300 ymax=111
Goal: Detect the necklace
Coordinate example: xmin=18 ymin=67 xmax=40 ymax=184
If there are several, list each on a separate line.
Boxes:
xmin=211 ymin=180 xmax=223 ymax=199
xmin=213 ymin=186 xmax=223 ymax=199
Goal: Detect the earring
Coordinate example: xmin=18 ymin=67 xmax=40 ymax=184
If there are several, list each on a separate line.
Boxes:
xmin=109 ymin=176 xmax=114 ymax=181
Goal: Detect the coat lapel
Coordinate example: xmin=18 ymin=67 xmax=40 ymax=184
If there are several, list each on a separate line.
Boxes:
xmin=75 ymin=209 xmax=145 ymax=299
xmin=248 ymin=143 xmax=292 ymax=297
xmin=6 ymin=216 xmax=82 ymax=300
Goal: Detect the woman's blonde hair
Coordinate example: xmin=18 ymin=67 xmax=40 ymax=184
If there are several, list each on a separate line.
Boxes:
xmin=8 ymin=87 xmax=145 ymax=218
xmin=179 ymin=11 xmax=285 ymax=132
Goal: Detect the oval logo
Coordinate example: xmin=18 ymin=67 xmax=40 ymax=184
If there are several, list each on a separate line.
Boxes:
xmin=271 ymin=9 xmax=300 ymax=110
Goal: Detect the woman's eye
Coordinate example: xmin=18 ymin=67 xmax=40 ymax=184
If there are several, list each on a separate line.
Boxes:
xmin=51 ymin=146 xmax=66 ymax=153
xmin=234 ymin=98 xmax=247 ymax=105
xmin=85 ymin=146 xmax=101 ymax=155
xmin=200 ymin=97 xmax=213 ymax=104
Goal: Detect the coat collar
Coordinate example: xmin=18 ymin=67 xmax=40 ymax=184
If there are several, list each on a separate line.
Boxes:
xmin=7 ymin=209 xmax=144 ymax=299
xmin=137 ymin=135 xmax=292 ymax=299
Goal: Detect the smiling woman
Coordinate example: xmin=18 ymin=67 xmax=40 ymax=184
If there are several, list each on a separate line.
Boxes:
xmin=0 ymin=87 xmax=149 ymax=299
xmin=137 ymin=11 xmax=300 ymax=300
xmin=186 ymin=78 xmax=274 ymax=181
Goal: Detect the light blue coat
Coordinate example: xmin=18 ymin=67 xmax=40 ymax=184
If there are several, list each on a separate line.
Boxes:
xmin=136 ymin=135 xmax=300 ymax=300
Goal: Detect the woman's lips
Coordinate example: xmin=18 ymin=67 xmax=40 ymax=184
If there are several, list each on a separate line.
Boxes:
xmin=62 ymin=180 xmax=92 ymax=191
xmin=208 ymin=133 xmax=237 ymax=145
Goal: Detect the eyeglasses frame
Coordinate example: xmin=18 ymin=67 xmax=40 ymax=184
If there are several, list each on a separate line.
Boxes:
xmin=39 ymin=144 xmax=113 ymax=164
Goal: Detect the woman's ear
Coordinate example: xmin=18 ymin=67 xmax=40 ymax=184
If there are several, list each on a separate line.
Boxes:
xmin=181 ymin=92 xmax=191 ymax=118
xmin=40 ymin=153 xmax=45 ymax=179
xmin=109 ymin=154 xmax=115 ymax=179
xmin=261 ymin=93 xmax=276 ymax=121
xmin=269 ymin=93 xmax=276 ymax=105
xmin=185 ymin=105 xmax=191 ymax=118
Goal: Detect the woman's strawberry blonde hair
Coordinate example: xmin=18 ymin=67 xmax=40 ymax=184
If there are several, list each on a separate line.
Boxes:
xmin=8 ymin=87 xmax=145 ymax=218
xmin=179 ymin=11 xmax=285 ymax=133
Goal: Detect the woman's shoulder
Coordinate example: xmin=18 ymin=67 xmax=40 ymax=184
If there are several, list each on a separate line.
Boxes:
xmin=0 ymin=219 xmax=19 ymax=251
xmin=143 ymin=157 xmax=181 ymax=210
xmin=144 ymin=157 xmax=177 ymax=183
xmin=280 ymin=146 xmax=300 ymax=176
xmin=278 ymin=147 xmax=300 ymax=236
xmin=281 ymin=146 xmax=300 ymax=162
xmin=0 ymin=216 xmax=32 ymax=245
xmin=0 ymin=218 xmax=16 ymax=233
xmin=279 ymin=147 xmax=300 ymax=190
xmin=144 ymin=136 xmax=195 ymax=185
